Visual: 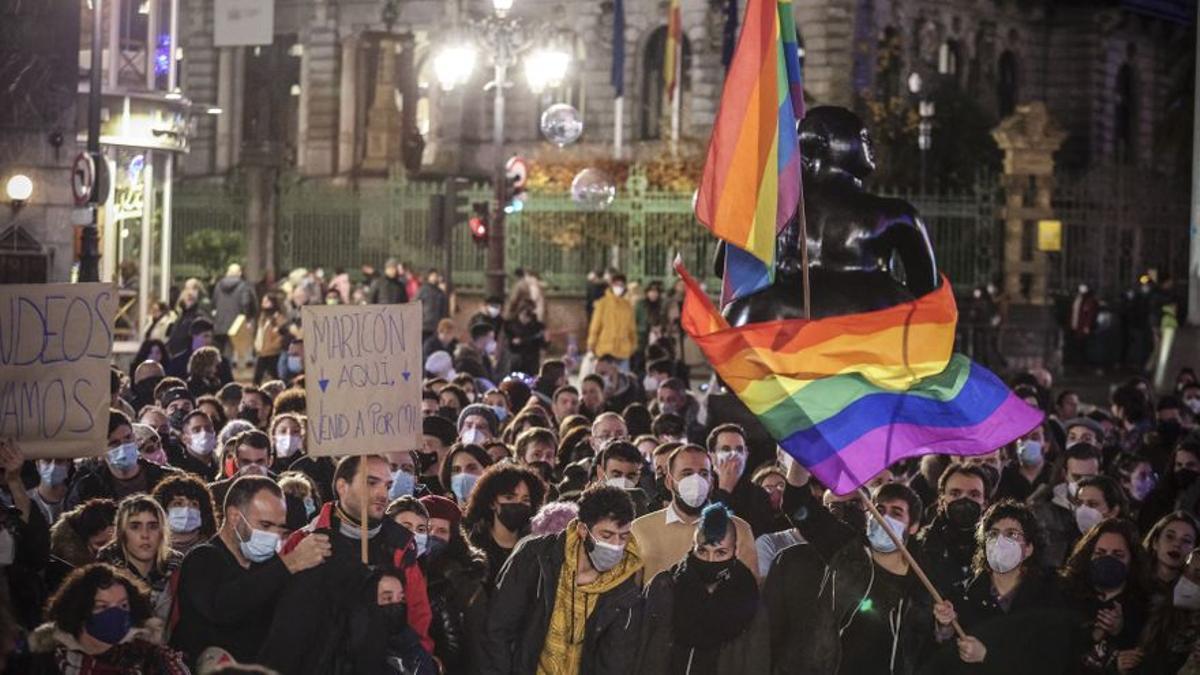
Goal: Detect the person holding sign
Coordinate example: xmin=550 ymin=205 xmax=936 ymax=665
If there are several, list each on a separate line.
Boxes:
xmin=66 ymin=412 xmax=179 ymax=510
xmin=259 ymin=455 xmax=433 ymax=673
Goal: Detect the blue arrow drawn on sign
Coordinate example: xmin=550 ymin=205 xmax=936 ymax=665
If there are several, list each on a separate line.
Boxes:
xmin=318 ymin=368 xmax=330 ymax=393
xmin=401 ymin=363 xmax=411 ymax=382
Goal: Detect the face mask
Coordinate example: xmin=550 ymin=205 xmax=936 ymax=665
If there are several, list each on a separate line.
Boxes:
xmin=390 ymin=469 xmax=416 ymax=501
xmin=489 ymin=405 xmax=509 ymax=423
xmin=1176 ymin=469 xmax=1200 ymax=490
xmin=985 ymin=535 xmax=1024 ymax=573
xmin=167 ymin=506 xmax=203 ymax=533
xmin=946 ymin=498 xmax=982 ymax=531
xmin=611 ymin=286 xmax=626 ymax=297
xmin=286 ymin=355 xmax=303 ymax=373
xmin=1089 ymin=555 xmax=1129 ymax=591
xmin=168 ymin=408 xmax=188 ymax=431
xmin=496 ymin=502 xmax=533 ymax=532
xmin=1017 ymin=440 xmax=1043 ymax=466
xmin=0 ymin=529 xmax=14 ymax=566
xmin=768 ymin=491 xmax=783 ymax=511
xmin=642 ymin=375 xmax=660 ymax=393
xmin=107 ymin=442 xmax=140 ymax=473
xmin=235 ymin=513 xmax=280 ymax=563
xmin=38 ymin=461 xmax=68 ymax=487
xmin=716 ymin=450 xmax=747 ymax=479
xmin=460 ymin=428 xmax=487 ymax=446
xmin=142 ymin=447 xmax=168 ymax=465
xmin=660 ymin=402 xmax=679 ymax=416
xmin=413 ymin=532 xmax=429 ymax=557
xmin=188 ymin=431 xmax=216 ymax=456
xmin=1174 ymin=575 xmax=1200 ymax=610
xmin=584 ymin=526 xmax=626 ymax=572
xmin=275 ymin=434 xmax=301 ymax=459
xmin=688 ymin=552 xmax=736 ymax=584
xmin=1075 ymin=504 xmax=1104 ymax=534
xmin=304 ymin=497 xmax=317 ymax=518
xmin=867 ymin=514 xmax=907 ymax=553
xmin=451 ymin=472 xmax=479 ymax=504
xmin=675 ymin=474 xmax=711 ymax=509
xmin=85 ymin=606 xmax=132 ymax=645
xmin=484 ymin=338 xmax=498 ymax=356
xmin=1186 ymin=398 xmax=1200 ymax=415
xmin=486 ymin=306 xmax=500 ymax=318
xmin=238 ymin=408 xmax=261 ymax=424
xmin=1066 ymin=480 xmax=1081 ymax=499
xmin=426 ymin=535 xmax=449 ymax=558
xmin=605 ymin=476 xmax=634 ymax=491
xmin=1127 ymin=474 xmax=1154 ymax=502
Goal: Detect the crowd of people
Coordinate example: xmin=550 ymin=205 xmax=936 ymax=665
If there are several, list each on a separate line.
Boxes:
xmin=1 ymin=260 xmax=1200 ymax=675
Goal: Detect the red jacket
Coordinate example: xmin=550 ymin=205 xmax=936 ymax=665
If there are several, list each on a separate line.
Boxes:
xmin=282 ymin=502 xmax=434 ymax=654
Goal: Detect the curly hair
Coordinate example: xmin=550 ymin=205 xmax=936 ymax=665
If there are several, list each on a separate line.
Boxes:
xmin=187 ymin=346 xmax=222 ymax=379
xmin=970 ymin=500 xmax=1044 ymax=576
xmin=462 ymin=464 xmax=546 ymax=544
xmin=64 ymin=499 xmax=118 ymax=543
xmin=152 ymin=473 xmax=218 ymax=536
xmin=1060 ymin=518 xmax=1147 ymax=602
xmin=272 ymin=388 xmax=307 ymax=417
xmin=45 ymin=563 xmax=152 ymax=639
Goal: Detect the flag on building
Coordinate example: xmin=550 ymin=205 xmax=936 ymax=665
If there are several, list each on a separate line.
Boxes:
xmin=612 ymin=0 xmax=626 ymax=96
xmin=664 ymin=0 xmax=683 ymax=100
xmin=721 ymin=0 xmax=739 ymax=70
xmin=694 ymin=0 xmax=804 ymax=306
xmin=675 ymin=261 xmax=1043 ymax=496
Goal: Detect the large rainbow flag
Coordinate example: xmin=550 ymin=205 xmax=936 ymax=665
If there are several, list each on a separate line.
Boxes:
xmin=695 ymin=0 xmax=804 ymax=306
xmin=676 ymin=262 xmax=1043 ymax=495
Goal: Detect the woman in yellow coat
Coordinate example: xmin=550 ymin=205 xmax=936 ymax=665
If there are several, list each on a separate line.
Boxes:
xmin=587 ymin=274 xmax=637 ymax=366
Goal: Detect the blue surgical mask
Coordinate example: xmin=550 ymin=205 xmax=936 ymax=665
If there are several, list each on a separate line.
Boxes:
xmin=236 ymin=513 xmax=280 ymax=563
xmin=38 ymin=461 xmax=68 ymax=487
xmin=390 ymin=469 xmax=416 ymax=500
xmin=286 ymin=355 xmax=303 ymax=373
xmin=304 ymin=496 xmax=317 ymax=518
xmin=490 ymin=405 xmax=509 ymax=423
xmin=1017 ymin=440 xmax=1043 ymax=467
xmin=414 ymin=532 xmax=429 ymax=557
xmin=450 ymin=472 xmax=479 ymax=504
xmin=106 ymin=442 xmax=140 ymax=473
xmin=866 ymin=514 xmax=907 ymax=553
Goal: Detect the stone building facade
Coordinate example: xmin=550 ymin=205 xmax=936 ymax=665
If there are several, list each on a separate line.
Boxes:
xmin=175 ymin=0 xmax=1192 ymax=184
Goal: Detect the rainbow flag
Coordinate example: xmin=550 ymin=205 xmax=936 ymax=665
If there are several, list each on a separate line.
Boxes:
xmin=664 ymin=0 xmax=683 ymax=101
xmin=675 ymin=262 xmax=1043 ymax=495
xmin=696 ymin=0 xmax=804 ymax=305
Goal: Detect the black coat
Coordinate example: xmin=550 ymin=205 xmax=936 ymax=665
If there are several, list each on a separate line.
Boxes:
xmin=505 ymin=317 xmax=546 ymax=375
xmin=422 ymin=545 xmax=489 ymax=674
xmin=368 ymin=275 xmax=409 ymax=305
xmin=64 ymin=459 xmax=179 ymax=510
xmin=713 ymin=477 xmax=779 ymax=538
xmin=480 ymin=530 xmax=643 ymax=675
xmin=913 ymin=517 xmax=976 ymax=598
xmin=636 ymin=566 xmax=770 ymax=675
xmin=212 ymin=276 xmax=256 ymax=334
xmin=417 ymin=283 xmax=450 ymax=334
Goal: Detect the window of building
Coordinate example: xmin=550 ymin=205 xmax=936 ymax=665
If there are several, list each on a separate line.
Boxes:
xmin=640 ymin=25 xmax=692 ymax=141
xmin=938 ymin=40 xmax=961 ymax=80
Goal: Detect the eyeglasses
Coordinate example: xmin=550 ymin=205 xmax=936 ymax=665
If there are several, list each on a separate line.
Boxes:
xmin=985 ymin=528 xmax=1026 ymax=543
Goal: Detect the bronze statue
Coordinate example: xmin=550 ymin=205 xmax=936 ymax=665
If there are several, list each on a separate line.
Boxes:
xmin=719 ymin=106 xmax=940 ymax=326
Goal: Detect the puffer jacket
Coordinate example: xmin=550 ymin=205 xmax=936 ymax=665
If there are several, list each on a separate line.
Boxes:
xmin=24 ymin=618 xmax=188 ymax=674
xmin=587 ymin=289 xmax=637 ymax=360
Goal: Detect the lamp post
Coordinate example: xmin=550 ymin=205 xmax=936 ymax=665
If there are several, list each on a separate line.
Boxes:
xmin=908 ymin=72 xmax=935 ymax=195
xmin=433 ymin=0 xmax=568 ymax=298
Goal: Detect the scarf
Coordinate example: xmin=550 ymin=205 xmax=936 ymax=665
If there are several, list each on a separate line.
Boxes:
xmin=335 ymin=503 xmax=382 ymax=540
xmin=537 ymin=522 xmax=642 ymax=675
xmin=670 ymin=555 xmax=759 ymax=650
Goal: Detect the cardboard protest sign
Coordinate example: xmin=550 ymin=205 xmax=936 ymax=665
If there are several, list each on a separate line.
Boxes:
xmin=0 ymin=284 xmax=117 ymax=459
xmin=303 ymin=303 xmax=422 ymax=457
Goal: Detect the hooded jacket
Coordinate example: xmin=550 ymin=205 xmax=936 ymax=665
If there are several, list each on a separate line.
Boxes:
xmin=480 ymin=525 xmax=644 ymax=675
xmin=212 ymin=275 xmax=256 ymax=334
xmin=587 ymin=289 xmax=637 ymax=360
xmin=25 ymin=618 xmax=188 ymax=675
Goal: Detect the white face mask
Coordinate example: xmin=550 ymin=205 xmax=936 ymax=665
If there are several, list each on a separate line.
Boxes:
xmin=716 ymin=450 xmax=747 ymax=480
xmin=167 ymin=506 xmax=203 ymax=533
xmin=460 ymin=427 xmax=487 ymax=446
xmin=675 ymin=474 xmax=711 ymax=508
xmin=1186 ymin=398 xmax=1200 ymax=415
xmin=611 ymin=285 xmax=626 ymax=297
xmin=866 ymin=514 xmax=907 ymax=553
xmin=189 ymin=431 xmax=216 ymax=456
xmin=274 ymin=434 xmax=301 ymax=458
xmin=1174 ymin=575 xmax=1200 ymax=611
xmin=0 ymin=529 xmax=14 ymax=567
xmin=1066 ymin=480 xmax=1081 ymax=499
xmin=605 ymin=476 xmax=634 ymax=491
xmin=1075 ymin=504 xmax=1104 ymax=534
xmin=486 ymin=306 xmax=501 ymax=318
xmin=985 ymin=535 xmax=1024 ymax=574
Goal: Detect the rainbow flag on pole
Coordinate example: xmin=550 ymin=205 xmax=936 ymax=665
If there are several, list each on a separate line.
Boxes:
xmin=664 ymin=0 xmax=683 ymax=100
xmin=695 ymin=0 xmax=804 ymax=305
xmin=675 ymin=261 xmax=1043 ymax=495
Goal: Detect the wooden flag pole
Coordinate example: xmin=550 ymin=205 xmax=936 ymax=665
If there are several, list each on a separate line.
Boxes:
xmin=858 ymin=487 xmax=967 ymax=641
xmin=359 ymin=458 xmax=369 ymax=564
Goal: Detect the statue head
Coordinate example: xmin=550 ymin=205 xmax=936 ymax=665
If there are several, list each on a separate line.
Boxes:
xmin=798 ymin=106 xmax=876 ymax=184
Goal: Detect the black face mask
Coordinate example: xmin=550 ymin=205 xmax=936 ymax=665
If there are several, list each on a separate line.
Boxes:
xmin=437 ymin=406 xmax=460 ymax=422
xmin=687 ymin=552 xmax=736 ymax=585
xmin=417 ymin=451 xmax=440 ymax=474
xmin=168 ymin=408 xmax=188 ymax=431
xmin=1175 ymin=469 xmax=1200 ymax=491
xmin=379 ymin=602 xmax=409 ymax=635
xmin=829 ymin=502 xmax=867 ymax=533
xmin=425 ymin=535 xmax=449 ymax=559
xmin=945 ymin=498 xmax=982 ymax=531
xmin=238 ymin=408 xmax=261 ymax=425
xmin=1088 ymin=555 xmax=1129 ymax=591
xmin=496 ymin=502 xmax=533 ymax=533
xmin=134 ymin=376 xmax=162 ymax=401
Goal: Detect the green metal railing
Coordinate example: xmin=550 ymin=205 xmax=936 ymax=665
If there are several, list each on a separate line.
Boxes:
xmin=172 ymin=168 xmax=1001 ymax=294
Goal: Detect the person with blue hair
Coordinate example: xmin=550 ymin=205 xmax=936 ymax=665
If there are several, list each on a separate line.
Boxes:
xmin=636 ymin=502 xmax=769 ymax=674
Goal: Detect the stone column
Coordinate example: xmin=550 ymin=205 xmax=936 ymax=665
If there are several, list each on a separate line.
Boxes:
xmin=362 ymin=36 xmax=402 ymax=173
xmin=992 ymin=102 xmax=1066 ymax=305
xmin=337 ymin=36 xmax=359 ymax=175
xmin=215 ymin=47 xmax=235 ymax=171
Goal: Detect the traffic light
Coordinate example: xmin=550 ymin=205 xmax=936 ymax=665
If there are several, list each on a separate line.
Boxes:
xmin=469 ymin=201 xmax=489 ymax=244
xmin=430 ymin=177 xmax=470 ymax=245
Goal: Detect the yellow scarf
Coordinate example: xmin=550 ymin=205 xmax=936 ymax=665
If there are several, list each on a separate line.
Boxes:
xmin=536 ymin=521 xmax=642 ymax=675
